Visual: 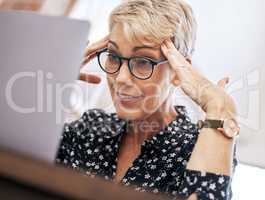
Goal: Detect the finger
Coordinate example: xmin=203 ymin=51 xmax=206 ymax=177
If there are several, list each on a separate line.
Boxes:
xmin=161 ymin=39 xmax=193 ymax=87
xmin=82 ymin=52 xmax=97 ymax=67
xmin=84 ymin=35 xmax=109 ymax=57
xmin=85 ymin=35 xmax=108 ymax=54
xmin=164 ymin=39 xmax=186 ymax=60
xmin=217 ymin=128 xmax=236 ymax=139
xmin=82 ymin=35 xmax=109 ymax=67
xmin=161 ymin=39 xmax=191 ymax=71
xmin=79 ymin=73 xmax=101 ymax=84
xmin=217 ymin=77 xmax=229 ymax=88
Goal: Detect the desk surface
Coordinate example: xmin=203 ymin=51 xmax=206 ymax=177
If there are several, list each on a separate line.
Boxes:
xmin=0 ymin=149 xmax=174 ymax=200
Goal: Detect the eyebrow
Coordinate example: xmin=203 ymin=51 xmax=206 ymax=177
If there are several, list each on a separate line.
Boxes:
xmin=108 ymin=40 xmax=160 ymax=52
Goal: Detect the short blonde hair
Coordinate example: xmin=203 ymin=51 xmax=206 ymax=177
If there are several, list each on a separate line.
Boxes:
xmin=109 ymin=0 xmax=197 ymax=58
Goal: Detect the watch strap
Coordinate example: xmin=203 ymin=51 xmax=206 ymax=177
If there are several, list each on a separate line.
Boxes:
xmin=197 ymin=119 xmax=224 ymax=129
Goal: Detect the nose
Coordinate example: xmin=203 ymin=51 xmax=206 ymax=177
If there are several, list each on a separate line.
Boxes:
xmin=115 ymin=60 xmax=133 ymax=84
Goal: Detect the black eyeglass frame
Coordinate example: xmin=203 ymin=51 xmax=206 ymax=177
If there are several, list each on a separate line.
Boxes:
xmin=96 ymin=48 xmax=168 ymax=80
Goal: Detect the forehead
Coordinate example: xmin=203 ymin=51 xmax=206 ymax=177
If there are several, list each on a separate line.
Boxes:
xmin=109 ymin=23 xmax=161 ymax=51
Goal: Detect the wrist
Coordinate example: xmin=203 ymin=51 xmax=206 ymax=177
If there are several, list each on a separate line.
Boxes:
xmin=205 ymin=104 xmax=236 ymax=119
xmin=204 ymin=108 xmax=240 ymax=139
xmin=204 ymin=94 xmax=237 ymax=119
xmin=206 ymin=107 xmax=226 ymax=119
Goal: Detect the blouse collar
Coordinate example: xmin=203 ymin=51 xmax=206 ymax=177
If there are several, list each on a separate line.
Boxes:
xmin=104 ymin=105 xmax=190 ymax=142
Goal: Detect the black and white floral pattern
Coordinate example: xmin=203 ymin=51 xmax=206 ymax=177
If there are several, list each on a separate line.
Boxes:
xmin=56 ymin=105 xmax=237 ymax=200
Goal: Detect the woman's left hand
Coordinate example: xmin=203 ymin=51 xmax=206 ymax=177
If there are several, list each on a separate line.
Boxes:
xmin=161 ymin=39 xmax=237 ymax=120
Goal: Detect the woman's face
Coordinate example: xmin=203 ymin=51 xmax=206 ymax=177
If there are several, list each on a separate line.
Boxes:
xmin=107 ymin=23 xmax=174 ymax=120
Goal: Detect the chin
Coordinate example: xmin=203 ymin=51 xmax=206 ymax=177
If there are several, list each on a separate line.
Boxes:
xmin=115 ymin=105 xmax=145 ymax=121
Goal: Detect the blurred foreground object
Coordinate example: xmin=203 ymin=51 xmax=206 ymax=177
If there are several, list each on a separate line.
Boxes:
xmin=0 ymin=148 xmax=174 ymax=200
xmin=0 ymin=0 xmax=44 ymax=11
xmin=0 ymin=0 xmax=76 ymax=16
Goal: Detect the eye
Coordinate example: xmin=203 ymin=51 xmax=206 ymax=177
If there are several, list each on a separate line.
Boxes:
xmin=133 ymin=58 xmax=152 ymax=67
xmin=107 ymin=53 xmax=120 ymax=63
xmin=130 ymin=58 xmax=153 ymax=77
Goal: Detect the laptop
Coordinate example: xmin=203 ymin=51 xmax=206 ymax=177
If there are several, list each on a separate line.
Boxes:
xmin=0 ymin=11 xmax=90 ymax=163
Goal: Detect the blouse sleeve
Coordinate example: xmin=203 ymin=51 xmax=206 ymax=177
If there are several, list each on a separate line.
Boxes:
xmin=177 ymin=147 xmax=238 ymax=200
xmin=177 ymin=169 xmax=232 ymax=200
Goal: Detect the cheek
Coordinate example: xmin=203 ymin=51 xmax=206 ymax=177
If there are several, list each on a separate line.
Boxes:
xmin=142 ymin=65 xmax=172 ymax=97
xmin=106 ymin=66 xmax=172 ymax=115
xmin=138 ymin=65 xmax=172 ymax=110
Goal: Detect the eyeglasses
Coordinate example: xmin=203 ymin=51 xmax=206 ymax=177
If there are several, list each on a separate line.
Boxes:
xmin=96 ymin=48 xmax=168 ymax=80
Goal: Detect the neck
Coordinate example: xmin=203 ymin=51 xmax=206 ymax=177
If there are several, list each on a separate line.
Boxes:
xmin=126 ymin=97 xmax=178 ymax=148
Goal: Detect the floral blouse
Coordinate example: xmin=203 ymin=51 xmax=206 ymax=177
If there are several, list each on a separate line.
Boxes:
xmin=56 ymin=105 xmax=237 ymax=200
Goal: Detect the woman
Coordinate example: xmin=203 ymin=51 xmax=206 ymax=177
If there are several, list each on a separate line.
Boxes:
xmin=56 ymin=0 xmax=239 ymax=199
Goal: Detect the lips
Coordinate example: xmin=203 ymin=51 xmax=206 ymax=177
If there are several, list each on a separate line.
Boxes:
xmin=116 ymin=92 xmax=144 ymax=102
xmin=118 ymin=93 xmax=142 ymax=98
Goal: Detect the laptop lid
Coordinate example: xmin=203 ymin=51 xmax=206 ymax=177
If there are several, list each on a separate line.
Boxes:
xmin=0 ymin=11 xmax=90 ymax=162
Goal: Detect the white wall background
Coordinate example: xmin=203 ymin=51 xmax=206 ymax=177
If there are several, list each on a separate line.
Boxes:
xmin=184 ymin=1 xmax=265 ymax=198
xmin=68 ymin=1 xmax=265 ymax=199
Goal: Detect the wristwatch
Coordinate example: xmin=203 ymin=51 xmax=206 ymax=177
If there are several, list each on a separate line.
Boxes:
xmin=197 ymin=118 xmax=240 ymax=138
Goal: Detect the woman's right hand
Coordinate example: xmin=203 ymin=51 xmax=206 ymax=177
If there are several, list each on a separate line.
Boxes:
xmin=79 ymin=35 xmax=109 ymax=84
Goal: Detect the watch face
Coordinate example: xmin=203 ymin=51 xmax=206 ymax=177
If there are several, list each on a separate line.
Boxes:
xmin=223 ymin=119 xmax=240 ymax=138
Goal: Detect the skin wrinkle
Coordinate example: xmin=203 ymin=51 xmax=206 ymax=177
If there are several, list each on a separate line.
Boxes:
xmin=108 ymin=40 xmax=161 ymax=54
